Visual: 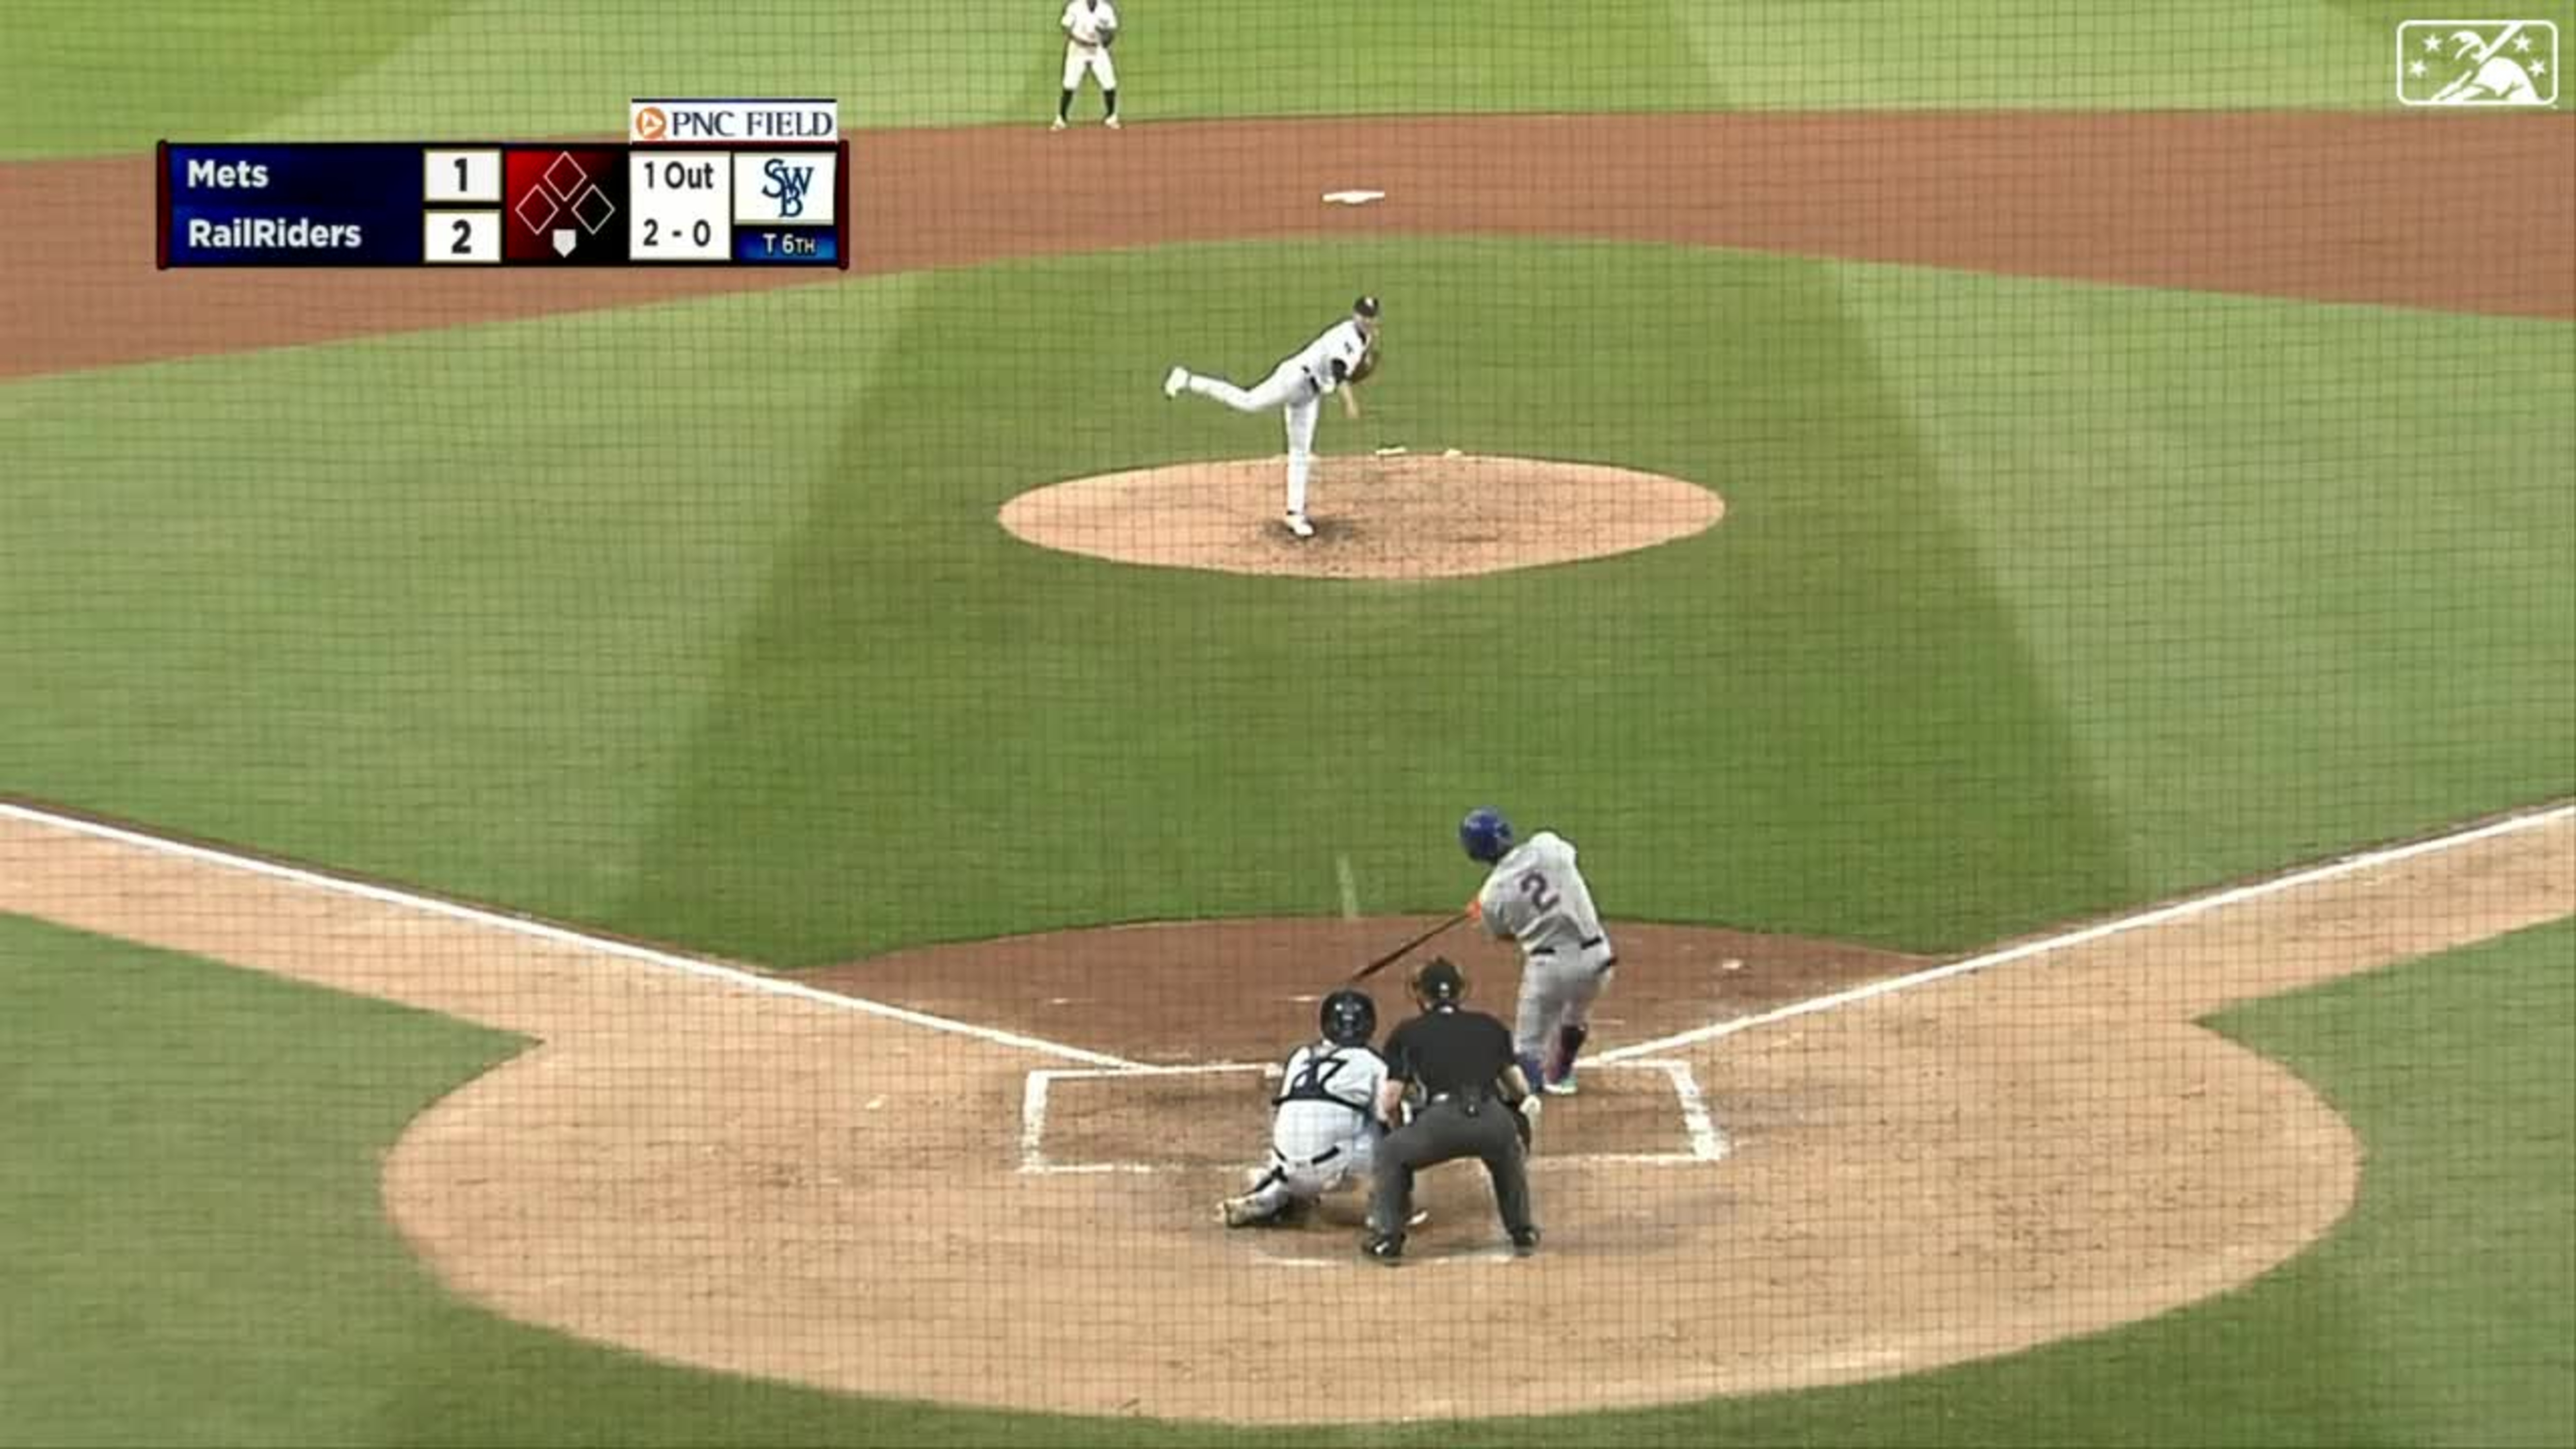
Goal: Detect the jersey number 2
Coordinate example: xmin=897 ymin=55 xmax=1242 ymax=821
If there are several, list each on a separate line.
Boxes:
xmin=1517 ymin=870 xmax=1561 ymax=913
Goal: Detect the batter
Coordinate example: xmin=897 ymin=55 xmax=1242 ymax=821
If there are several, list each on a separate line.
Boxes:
xmin=1460 ymin=806 xmax=1616 ymax=1095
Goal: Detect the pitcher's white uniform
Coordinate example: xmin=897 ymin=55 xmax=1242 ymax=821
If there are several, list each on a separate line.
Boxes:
xmin=1228 ymin=1039 xmax=1387 ymax=1221
xmin=1168 ymin=309 xmax=1374 ymax=529
xmin=1061 ymin=0 xmax=1118 ymax=92
xmin=1477 ymin=830 xmax=1616 ymax=1088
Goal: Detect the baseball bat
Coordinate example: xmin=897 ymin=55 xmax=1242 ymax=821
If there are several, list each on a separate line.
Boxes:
xmin=1346 ymin=910 xmax=1469 ymax=982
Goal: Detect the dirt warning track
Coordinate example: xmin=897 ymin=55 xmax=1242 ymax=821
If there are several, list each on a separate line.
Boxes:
xmin=3 ymin=111 xmax=2569 ymax=381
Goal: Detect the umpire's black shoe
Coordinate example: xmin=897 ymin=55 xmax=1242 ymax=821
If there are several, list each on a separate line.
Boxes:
xmin=1363 ymin=1234 xmax=1405 ymax=1265
xmin=1510 ymin=1226 xmax=1542 ymax=1257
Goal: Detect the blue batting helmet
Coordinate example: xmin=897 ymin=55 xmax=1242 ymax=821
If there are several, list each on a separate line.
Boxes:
xmin=1319 ymin=988 xmax=1377 ymax=1047
xmin=1459 ymin=807 xmax=1514 ymax=864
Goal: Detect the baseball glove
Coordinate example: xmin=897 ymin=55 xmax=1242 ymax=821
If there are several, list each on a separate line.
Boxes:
xmin=1346 ymin=345 xmax=1379 ymax=385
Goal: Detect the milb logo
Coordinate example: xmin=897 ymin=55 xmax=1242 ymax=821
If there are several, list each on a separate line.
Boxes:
xmin=2397 ymin=20 xmax=2558 ymax=105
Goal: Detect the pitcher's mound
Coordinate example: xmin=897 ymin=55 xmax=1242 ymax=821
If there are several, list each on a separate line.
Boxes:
xmin=998 ymin=454 xmax=1725 ymax=579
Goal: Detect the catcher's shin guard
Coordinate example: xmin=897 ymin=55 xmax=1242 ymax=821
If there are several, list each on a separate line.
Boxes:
xmin=1551 ymin=1024 xmax=1588 ymax=1082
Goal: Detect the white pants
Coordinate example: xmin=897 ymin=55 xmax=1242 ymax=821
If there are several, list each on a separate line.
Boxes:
xmin=1515 ymin=940 xmax=1616 ymax=1067
xmin=1183 ymin=360 xmax=1324 ymax=515
xmin=1237 ymin=1128 xmax=1376 ymax=1219
xmin=1063 ymin=44 xmax=1116 ymax=91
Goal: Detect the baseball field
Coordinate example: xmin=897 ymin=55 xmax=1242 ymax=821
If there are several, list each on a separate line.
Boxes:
xmin=4 ymin=2 xmax=2573 ymax=1444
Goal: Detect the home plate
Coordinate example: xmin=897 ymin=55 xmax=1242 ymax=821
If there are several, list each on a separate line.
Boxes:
xmin=1322 ymin=189 xmax=1386 ymax=205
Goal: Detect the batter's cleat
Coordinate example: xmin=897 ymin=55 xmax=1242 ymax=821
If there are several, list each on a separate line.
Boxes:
xmin=1163 ymin=366 xmax=1189 ymax=398
xmin=1284 ymin=511 xmax=1316 ymax=539
xmin=1363 ymin=1233 xmax=1405 ymax=1264
xmin=1050 ymin=117 xmax=1068 ymax=132
xmin=1219 ymin=1195 xmax=1272 ymax=1228
xmin=1103 ymin=115 xmax=1122 ymax=129
xmin=1543 ymin=1073 xmax=1580 ymax=1097
xmin=1511 ymin=1226 xmax=1542 ymax=1257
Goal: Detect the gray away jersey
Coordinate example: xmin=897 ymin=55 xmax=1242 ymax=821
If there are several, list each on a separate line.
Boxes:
xmin=1476 ymin=830 xmax=1608 ymax=956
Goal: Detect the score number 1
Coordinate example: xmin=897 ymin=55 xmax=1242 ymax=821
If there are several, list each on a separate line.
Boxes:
xmin=422 ymin=148 xmax=501 ymax=264
xmin=630 ymin=154 xmax=728 ymax=262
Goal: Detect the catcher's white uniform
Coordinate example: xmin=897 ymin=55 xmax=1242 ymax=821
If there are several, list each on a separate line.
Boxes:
xmin=1477 ymin=829 xmax=1615 ymax=1091
xmin=1222 ymin=1039 xmax=1387 ymax=1224
xmin=1060 ymin=0 xmax=1119 ymax=97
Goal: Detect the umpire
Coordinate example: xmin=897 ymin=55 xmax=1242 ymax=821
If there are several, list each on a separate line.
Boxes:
xmin=1363 ymin=956 xmax=1542 ymax=1263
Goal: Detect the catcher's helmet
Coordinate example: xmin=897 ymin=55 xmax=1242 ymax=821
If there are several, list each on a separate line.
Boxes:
xmin=1319 ymin=988 xmax=1377 ymax=1047
xmin=1410 ymin=956 xmax=1467 ymax=1006
xmin=1459 ymin=807 xmax=1514 ymax=864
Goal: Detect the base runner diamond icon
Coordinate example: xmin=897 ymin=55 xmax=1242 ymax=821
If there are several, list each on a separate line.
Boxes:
xmin=2397 ymin=20 xmax=2558 ymax=105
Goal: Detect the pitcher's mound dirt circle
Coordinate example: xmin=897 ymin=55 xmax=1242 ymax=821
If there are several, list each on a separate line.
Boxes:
xmin=998 ymin=454 xmax=1726 ymax=579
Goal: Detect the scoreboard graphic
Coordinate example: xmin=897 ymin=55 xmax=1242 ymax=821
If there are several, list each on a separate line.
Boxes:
xmin=157 ymin=99 xmax=848 ymax=270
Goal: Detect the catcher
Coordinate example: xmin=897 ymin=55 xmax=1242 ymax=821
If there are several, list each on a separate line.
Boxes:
xmin=1054 ymin=0 xmax=1121 ymax=130
xmin=1219 ymin=989 xmax=1390 ymax=1227
xmin=1164 ymin=294 xmax=1381 ymax=539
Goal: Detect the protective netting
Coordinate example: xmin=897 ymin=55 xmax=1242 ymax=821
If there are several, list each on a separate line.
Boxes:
xmin=3 ymin=3 xmax=2571 ymax=1444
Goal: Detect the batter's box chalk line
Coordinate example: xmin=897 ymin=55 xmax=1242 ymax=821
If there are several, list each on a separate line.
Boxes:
xmin=1017 ymin=1059 xmax=1726 ymax=1175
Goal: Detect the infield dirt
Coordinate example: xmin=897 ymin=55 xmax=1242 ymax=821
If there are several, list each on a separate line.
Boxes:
xmin=3 ymin=805 xmax=2567 ymax=1420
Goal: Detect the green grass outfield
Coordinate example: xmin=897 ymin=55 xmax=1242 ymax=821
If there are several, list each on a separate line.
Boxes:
xmin=5 ymin=912 xmax=2568 ymax=1447
xmin=4 ymin=245 xmax=2569 ymax=961
xmin=15 ymin=2 xmax=2572 ymax=158
xmin=6 ymin=3 xmax=2573 ymax=1442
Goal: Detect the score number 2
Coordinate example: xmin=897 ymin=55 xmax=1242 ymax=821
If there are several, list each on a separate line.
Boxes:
xmin=641 ymin=218 xmax=714 ymax=249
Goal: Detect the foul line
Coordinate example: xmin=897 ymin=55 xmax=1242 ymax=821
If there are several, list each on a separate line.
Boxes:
xmin=0 ymin=800 xmax=1143 ymax=1071
xmin=1595 ymin=801 xmax=2575 ymax=1064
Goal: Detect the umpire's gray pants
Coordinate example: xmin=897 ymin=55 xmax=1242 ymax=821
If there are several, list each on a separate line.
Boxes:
xmin=1368 ymin=1095 xmax=1534 ymax=1241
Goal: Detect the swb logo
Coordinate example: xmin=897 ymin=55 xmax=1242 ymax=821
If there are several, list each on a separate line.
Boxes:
xmin=762 ymin=159 xmax=815 ymax=219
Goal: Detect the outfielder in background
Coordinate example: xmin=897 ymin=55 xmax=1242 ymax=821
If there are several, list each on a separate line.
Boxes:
xmin=1055 ymin=0 xmax=1120 ymax=130
xmin=1461 ymin=807 xmax=1616 ymax=1096
xmin=1164 ymin=295 xmax=1380 ymax=539
xmin=1219 ymin=989 xmax=1389 ymax=1227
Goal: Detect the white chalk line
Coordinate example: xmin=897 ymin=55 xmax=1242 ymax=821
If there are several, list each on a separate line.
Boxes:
xmin=1594 ymin=802 xmax=2575 ymax=1064
xmin=12 ymin=797 xmax=2562 ymax=1107
xmin=0 ymin=800 xmax=1143 ymax=1071
xmin=1019 ymin=1059 xmax=1721 ymax=1174
xmin=1259 ymin=1249 xmax=1521 ymax=1271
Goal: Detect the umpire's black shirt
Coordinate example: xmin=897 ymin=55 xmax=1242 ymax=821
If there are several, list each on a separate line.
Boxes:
xmin=1382 ymin=1004 xmax=1518 ymax=1099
